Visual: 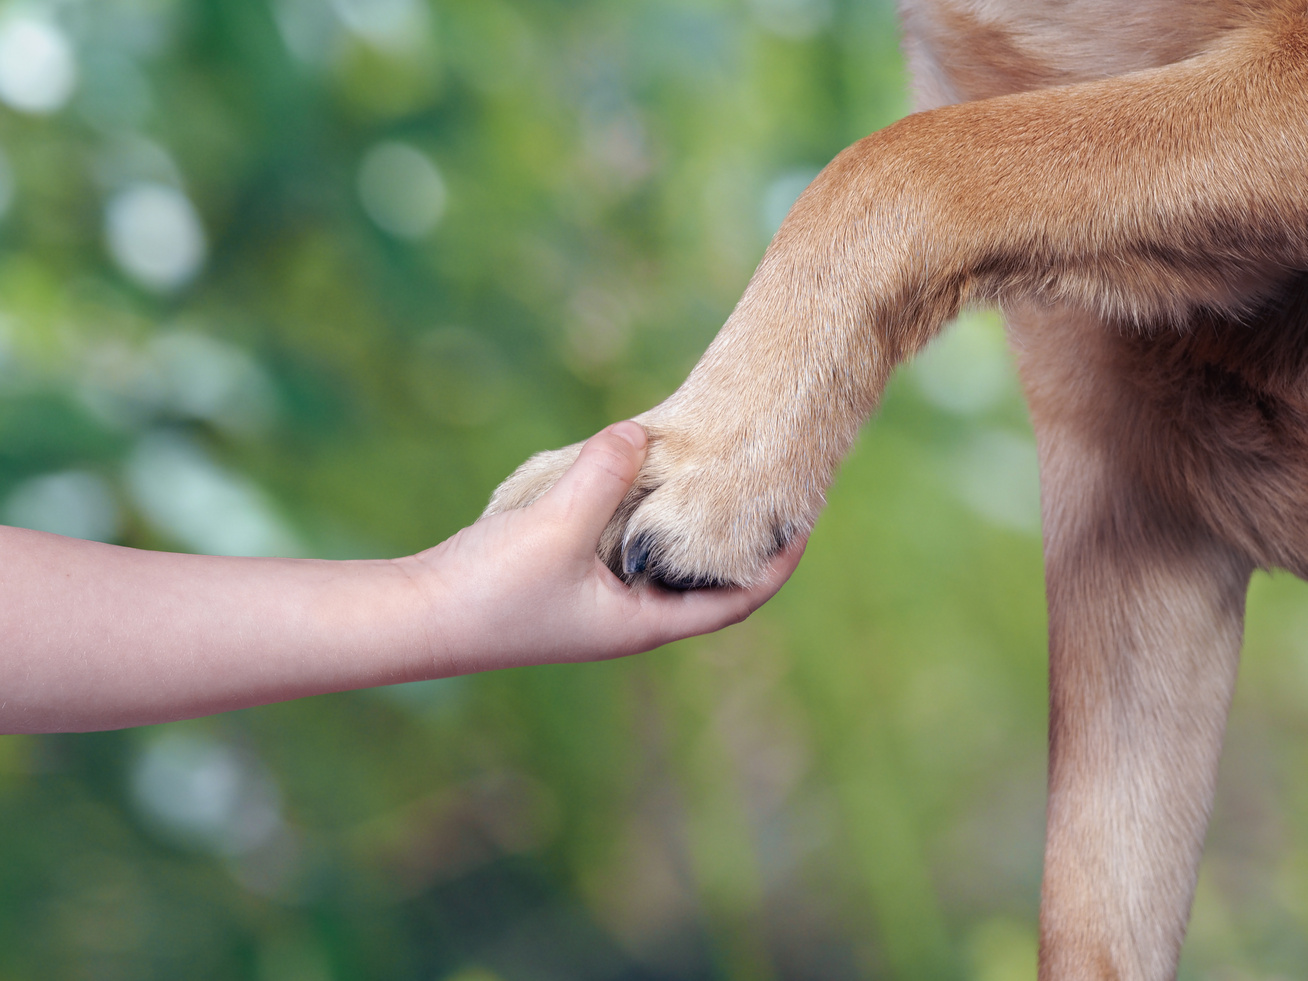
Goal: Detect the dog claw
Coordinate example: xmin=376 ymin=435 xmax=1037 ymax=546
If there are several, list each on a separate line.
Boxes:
xmin=623 ymin=534 xmax=652 ymax=577
xmin=622 ymin=533 xmax=731 ymax=590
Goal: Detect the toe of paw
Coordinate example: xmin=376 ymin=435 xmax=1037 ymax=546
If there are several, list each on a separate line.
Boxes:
xmin=618 ymin=531 xmax=767 ymax=591
xmin=486 ymin=445 xmax=583 ymax=514
xmin=648 ymin=568 xmax=731 ymax=592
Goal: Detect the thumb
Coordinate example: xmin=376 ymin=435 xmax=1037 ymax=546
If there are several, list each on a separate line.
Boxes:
xmin=544 ymin=422 xmax=648 ymax=541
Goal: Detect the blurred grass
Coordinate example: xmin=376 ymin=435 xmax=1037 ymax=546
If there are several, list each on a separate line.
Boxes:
xmin=0 ymin=0 xmax=1305 ymax=979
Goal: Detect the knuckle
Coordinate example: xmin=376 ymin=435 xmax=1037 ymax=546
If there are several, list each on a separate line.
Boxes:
xmin=587 ymin=442 xmax=637 ymax=482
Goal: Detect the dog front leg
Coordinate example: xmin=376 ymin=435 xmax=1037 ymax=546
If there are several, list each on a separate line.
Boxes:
xmin=1019 ymin=309 xmax=1254 ymax=981
xmin=486 ymin=161 xmax=955 ymax=588
xmin=489 ymin=9 xmax=1308 ymax=590
xmin=1039 ymin=467 xmax=1250 ymax=981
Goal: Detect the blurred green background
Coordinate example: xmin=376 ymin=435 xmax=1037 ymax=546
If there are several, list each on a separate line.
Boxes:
xmin=1 ymin=0 xmax=1307 ymax=978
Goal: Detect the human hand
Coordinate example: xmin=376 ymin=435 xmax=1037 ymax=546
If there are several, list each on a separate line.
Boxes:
xmin=404 ymin=421 xmax=806 ymax=676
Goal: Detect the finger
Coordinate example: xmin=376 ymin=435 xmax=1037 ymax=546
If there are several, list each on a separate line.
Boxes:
xmin=543 ymin=422 xmax=648 ymax=542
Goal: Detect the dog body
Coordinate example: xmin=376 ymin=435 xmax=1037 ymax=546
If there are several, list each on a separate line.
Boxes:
xmin=490 ymin=3 xmax=1308 ymax=977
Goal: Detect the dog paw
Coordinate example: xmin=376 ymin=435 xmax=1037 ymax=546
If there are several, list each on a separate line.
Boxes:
xmin=485 ymin=424 xmax=815 ymax=589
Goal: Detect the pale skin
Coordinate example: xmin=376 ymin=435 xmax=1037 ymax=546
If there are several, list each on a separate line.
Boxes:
xmin=0 ymin=421 xmax=804 ymax=734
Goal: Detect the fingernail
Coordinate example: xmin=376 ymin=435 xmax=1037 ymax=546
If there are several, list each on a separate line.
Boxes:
xmin=611 ymin=420 xmax=647 ymax=450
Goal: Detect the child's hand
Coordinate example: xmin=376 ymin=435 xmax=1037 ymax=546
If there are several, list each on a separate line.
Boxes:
xmin=0 ymin=422 xmax=803 ymax=732
xmin=405 ymin=421 xmax=805 ymax=676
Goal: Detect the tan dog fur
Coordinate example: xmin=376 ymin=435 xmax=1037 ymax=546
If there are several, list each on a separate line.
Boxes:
xmin=487 ymin=2 xmax=1308 ymax=976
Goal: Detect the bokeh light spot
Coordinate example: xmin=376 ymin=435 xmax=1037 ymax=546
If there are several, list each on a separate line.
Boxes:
xmin=357 ymin=141 xmax=446 ymax=240
xmin=147 ymin=331 xmax=277 ymax=435
xmin=4 ymin=470 xmax=121 ymax=542
xmin=0 ymin=12 xmax=77 ymax=114
xmin=330 ymin=0 xmax=427 ymax=50
xmin=912 ymin=311 xmax=1014 ymax=415
xmin=948 ymin=429 xmax=1041 ymax=533
xmin=104 ymin=182 xmax=207 ymax=292
xmin=132 ymin=733 xmax=283 ymax=856
xmin=125 ymin=431 xmax=302 ymax=557
xmin=273 ymin=0 xmax=341 ymax=65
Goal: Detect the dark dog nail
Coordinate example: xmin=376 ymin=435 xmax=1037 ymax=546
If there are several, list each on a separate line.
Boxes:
xmin=624 ymin=533 xmax=730 ymax=590
xmin=623 ymin=535 xmax=652 ymax=576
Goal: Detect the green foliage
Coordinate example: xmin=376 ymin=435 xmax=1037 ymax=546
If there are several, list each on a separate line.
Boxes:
xmin=0 ymin=0 xmax=1306 ymax=978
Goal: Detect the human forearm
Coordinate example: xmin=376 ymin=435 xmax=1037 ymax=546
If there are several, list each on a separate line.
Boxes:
xmin=0 ymin=528 xmax=433 ymax=732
